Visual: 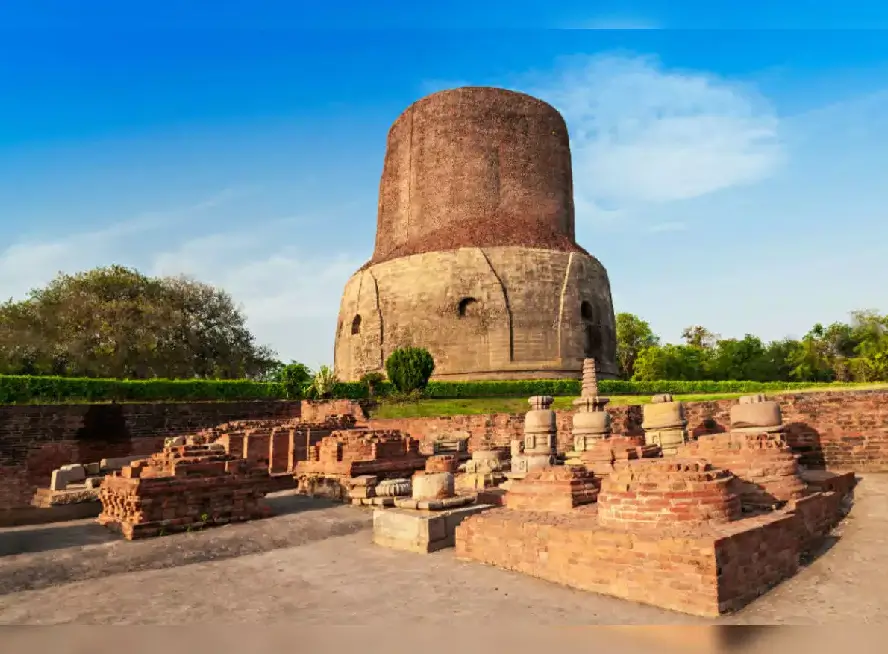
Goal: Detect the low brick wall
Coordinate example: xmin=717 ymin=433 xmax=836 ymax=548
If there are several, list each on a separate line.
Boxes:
xmin=369 ymin=390 xmax=888 ymax=471
xmin=455 ymin=507 xmax=801 ymax=617
xmin=0 ymin=401 xmax=301 ymax=511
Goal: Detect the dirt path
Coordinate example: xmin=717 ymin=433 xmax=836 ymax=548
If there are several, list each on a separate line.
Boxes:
xmin=0 ymin=475 xmax=885 ymax=625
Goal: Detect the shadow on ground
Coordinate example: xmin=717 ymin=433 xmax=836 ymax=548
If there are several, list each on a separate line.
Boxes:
xmin=0 ymin=492 xmax=338 ymax=559
xmin=0 ymin=520 xmax=120 ymax=557
xmin=0 ymin=494 xmax=371 ymax=596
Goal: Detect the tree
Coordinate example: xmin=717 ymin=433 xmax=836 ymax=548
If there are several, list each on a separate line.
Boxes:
xmin=708 ymin=335 xmax=773 ymax=382
xmin=681 ymin=325 xmax=718 ymax=349
xmin=786 ymin=325 xmax=835 ymax=382
xmin=615 ymin=313 xmax=660 ymax=379
xmin=307 ymin=365 xmax=338 ymax=399
xmin=268 ymin=361 xmax=313 ymax=398
xmin=385 ymin=347 xmax=435 ymax=393
xmin=0 ymin=265 xmax=278 ymax=379
xmin=632 ymin=344 xmax=709 ymax=381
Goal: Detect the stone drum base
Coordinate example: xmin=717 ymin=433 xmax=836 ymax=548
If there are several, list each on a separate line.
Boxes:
xmin=373 ymin=504 xmax=493 ymax=554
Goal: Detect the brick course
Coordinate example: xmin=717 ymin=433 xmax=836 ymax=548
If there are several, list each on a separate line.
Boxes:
xmin=369 ymin=390 xmax=888 ymax=471
xmin=455 ymin=506 xmax=804 ymax=617
xmin=0 ymin=401 xmax=300 ymax=511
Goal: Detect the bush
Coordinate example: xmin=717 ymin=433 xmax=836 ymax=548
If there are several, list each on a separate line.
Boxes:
xmin=385 ymin=347 xmax=435 ymax=393
xmin=270 ymin=362 xmax=313 ymax=399
xmin=306 ymin=365 xmax=338 ymax=399
xmin=359 ymin=371 xmax=387 ymax=397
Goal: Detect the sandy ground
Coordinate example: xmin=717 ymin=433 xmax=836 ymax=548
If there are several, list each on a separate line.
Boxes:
xmin=0 ymin=475 xmax=885 ymax=626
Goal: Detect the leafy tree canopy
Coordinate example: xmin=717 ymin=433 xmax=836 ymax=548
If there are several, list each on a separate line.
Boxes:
xmin=0 ymin=265 xmax=278 ymax=379
xmin=618 ymin=308 xmax=888 ymax=383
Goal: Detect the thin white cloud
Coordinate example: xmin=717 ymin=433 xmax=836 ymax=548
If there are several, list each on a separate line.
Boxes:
xmin=0 ymin=190 xmax=360 ymax=369
xmin=150 ymin=226 xmax=361 ymax=368
xmin=523 ymin=54 xmax=784 ymax=220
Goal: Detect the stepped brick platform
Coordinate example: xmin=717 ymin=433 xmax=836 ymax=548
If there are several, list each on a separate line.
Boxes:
xmin=576 ymin=436 xmax=661 ymax=477
xmin=456 ymin=458 xmax=850 ymax=617
xmin=504 ymin=466 xmax=600 ymax=513
xmin=597 ymin=459 xmax=742 ymax=529
xmin=677 ymin=432 xmax=807 ymax=509
xmin=97 ymin=443 xmax=272 ymax=540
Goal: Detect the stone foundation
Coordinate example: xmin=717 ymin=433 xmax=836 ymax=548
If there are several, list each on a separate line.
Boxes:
xmin=373 ymin=503 xmax=493 ymax=553
xmin=294 ymin=429 xmax=427 ymax=499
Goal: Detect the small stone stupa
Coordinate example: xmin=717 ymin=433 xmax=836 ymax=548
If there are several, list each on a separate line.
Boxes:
xmin=565 ymin=359 xmax=612 ymax=464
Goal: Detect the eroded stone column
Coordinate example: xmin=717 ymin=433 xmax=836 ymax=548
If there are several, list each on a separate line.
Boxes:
xmin=730 ymin=394 xmax=785 ymax=434
xmin=511 ymin=395 xmax=557 ymax=476
xmin=641 ymin=393 xmax=689 ymax=456
xmin=565 ymin=358 xmax=612 ymax=465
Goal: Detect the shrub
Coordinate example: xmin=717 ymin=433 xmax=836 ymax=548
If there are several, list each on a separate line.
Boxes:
xmin=385 ymin=347 xmax=435 ymax=393
xmin=359 ymin=371 xmax=387 ymax=398
xmin=307 ymin=365 xmax=338 ymax=399
xmin=271 ymin=362 xmax=313 ymax=399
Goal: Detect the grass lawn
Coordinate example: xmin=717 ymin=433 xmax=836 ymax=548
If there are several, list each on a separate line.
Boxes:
xmin=368 ymin=382 xmax=888 ymax=419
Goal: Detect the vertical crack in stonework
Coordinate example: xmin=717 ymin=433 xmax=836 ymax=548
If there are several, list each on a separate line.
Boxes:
xmin=478 ymin=247 xmax=514 ymax=362
xmin=366 ymin=269 xmax=385 ymax=370
xmin=556 ymin=251 xmax=575 ymax=359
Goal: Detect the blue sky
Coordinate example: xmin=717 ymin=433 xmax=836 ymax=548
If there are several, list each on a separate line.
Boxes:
xmin=2 ymin=4 xmax=888 ymax=369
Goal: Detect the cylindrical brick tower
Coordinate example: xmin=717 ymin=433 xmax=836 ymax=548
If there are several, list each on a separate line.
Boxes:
xmin=334 ymin=87 xmax=618 ymax=381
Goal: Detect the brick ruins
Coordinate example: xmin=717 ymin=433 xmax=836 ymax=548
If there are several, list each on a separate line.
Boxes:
xmin=450 ymin=362 xmax=856 ymax=616
xmin=294 ymin=428 xmax=427 ymax=500
xmin=11 ymin=360 xmax=864 ymax=616
xmin=97 ymin=443 xmax=272 ymax=540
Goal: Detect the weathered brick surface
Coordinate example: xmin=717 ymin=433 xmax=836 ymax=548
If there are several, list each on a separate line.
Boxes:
xmin=98 ymin=443 xmax=271 ymax=540
xmin=0 ymin=401 xmax=300 ymax=511
xmin=369 ymin=390 xmax=888 ymax=470
xmin=598 ymin=460 xmax=742 ymax=529
xmin=504 ymin=466 xmax=600 ymax=513
xmin=677 ymin=432 xmax=807 ymax=508
xmin=455 ymin=507 xmax=802 ymax=617
xmin=334 ymin=86 xmax=622 ymax=383
xmin=425 ymin=454 xmax=460 ymax=473
xmin=295 ymin=429 xmax=426 ymax=482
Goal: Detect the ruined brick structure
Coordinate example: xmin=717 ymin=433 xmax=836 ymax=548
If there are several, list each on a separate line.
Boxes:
xmin=3 ymin=390 xmax=886 ymax=513
xmin=294 ymin=429 xmax=426 ymax=499
xmin=97 ymin=443 xmax=272 ymax=540
xmin=334 ymin=86 xmax=618 ymax=381
xmin=367 ymin=389 xmax=888 ymax=472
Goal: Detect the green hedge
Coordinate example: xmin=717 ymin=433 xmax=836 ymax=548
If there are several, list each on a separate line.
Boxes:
xmin=0 ymin=374 xmax=860 ymax=404
xmin=0 ymin=375 xmax=286 ymax=404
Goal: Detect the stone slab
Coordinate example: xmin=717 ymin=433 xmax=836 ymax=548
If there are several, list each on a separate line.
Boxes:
xmin=373 ymin=504 xmax=493 ymax=554
xmin=100 ymin=455 xmax=148 ymax=471
xmin=31 ymin=487 xmax=101 ymax=508
xmin=352 ymin=497 xmax=396 ymax=507
xmin=394 ymin=495 xmax=474 ymax=510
